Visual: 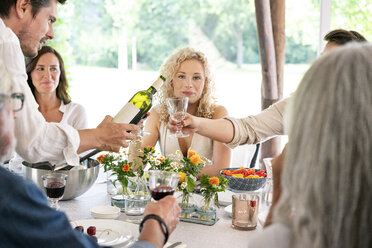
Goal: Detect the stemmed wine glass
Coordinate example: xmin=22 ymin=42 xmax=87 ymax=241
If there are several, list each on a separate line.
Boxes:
xmin=136 ymin=118 xmax=150 ymax=138
xmin=166 ymin=97 xmax=189 ymax=138
xmin=42 ymin=173 xmax=68 ymax=210
xmin=148 ymin=170 xmax=180 ymax=201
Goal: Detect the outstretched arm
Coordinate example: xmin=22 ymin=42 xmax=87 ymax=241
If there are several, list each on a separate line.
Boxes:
xmin=168 ymin=114 xmax=235 ymax=143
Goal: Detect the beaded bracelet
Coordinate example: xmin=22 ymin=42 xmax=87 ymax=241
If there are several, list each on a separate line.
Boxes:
xmin=139 ymin=214 xmax=169 ymax=245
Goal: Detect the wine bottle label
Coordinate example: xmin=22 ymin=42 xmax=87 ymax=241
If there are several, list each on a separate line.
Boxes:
xmin=113 ymin=102 xmax=140 ymax=124
xmin=152 ymin=76 xmax=164 ymax=90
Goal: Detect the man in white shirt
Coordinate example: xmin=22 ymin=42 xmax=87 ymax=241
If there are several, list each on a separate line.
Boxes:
xmin=0 ymin=0 xmax=138 ymax=165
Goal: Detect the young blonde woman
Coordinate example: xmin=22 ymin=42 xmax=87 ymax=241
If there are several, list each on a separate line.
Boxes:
xmin=132 ymin=47 xmax=231 ymax=177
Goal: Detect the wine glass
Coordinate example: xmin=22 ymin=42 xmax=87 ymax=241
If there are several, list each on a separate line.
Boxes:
xmin=42 ymin=173 xmax=68 ymax=210
xmin=137 ymin=118 xmax=150 ymax=138
xmin=148 ymin=170 xmax=180 ymax=201
xmin=166 ymin=97 xmax=189 ymax=138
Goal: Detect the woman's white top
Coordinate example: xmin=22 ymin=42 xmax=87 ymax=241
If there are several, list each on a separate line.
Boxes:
xmin=59 ymin=101 xmax=88 ymax=130
xmin=158 ymin=122 xmax=213 ymax=161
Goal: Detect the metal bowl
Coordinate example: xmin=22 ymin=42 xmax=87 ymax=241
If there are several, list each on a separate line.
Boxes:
xmin=22 ymin=159 xmax=100 ymax=200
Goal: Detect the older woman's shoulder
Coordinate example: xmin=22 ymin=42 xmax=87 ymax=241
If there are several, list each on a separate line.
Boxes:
xmin=212 ymin=105 xmax=228 ymax=119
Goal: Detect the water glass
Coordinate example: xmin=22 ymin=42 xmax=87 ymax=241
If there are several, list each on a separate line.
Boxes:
xmin=232 ymin=193 xmax=260 ymax=230
xmin=263 ymin=157 xmax=273 ymax=205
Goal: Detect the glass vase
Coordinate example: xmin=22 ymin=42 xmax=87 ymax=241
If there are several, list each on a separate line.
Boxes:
xmin=198 ymin=195 xmax=217 ymax=221
xmin=178 ymin=191 xmax=197 ymax=218
xmin=124 ymin=174 xmax=151 ymax=223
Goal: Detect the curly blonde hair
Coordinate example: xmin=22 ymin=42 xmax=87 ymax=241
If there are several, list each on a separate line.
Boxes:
xmin=156 ymin=47 xmax=216 ymax=122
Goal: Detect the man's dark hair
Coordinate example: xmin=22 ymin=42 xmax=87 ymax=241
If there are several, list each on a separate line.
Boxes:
xmin=0 ymin=0 xmax=66 ymax=18
xmin=324 ymin=29 xmax=367 ymax=45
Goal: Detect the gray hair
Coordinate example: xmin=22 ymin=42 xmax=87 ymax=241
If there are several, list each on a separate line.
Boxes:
xmin=274 ymin=43 xmax=372 ymax=248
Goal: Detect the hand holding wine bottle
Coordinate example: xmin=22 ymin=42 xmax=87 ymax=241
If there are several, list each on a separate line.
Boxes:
xmin=114 ymin=75 xmax=165 ymax=125
xmin=83 ymin=76 xmax=165 ymax=158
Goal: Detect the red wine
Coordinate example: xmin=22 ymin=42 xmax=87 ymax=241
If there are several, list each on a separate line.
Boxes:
xmin=150 ymin=186 xmax=175 ymax=200
xmin=46 ymin=182 xmax=65 ymax=199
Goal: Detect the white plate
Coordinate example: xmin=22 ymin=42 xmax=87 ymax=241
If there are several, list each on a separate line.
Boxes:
xmin=224 ymin=204 xmax=232 ymax=217
xmin=91 ymin=205 xmax=121 ymax=219
xmin=71 ymin=219 xmax=136 ymax=247
xmin=217 ymin=191 xmax=234 ymax=206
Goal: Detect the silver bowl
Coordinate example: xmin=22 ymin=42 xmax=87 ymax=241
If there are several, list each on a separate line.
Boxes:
xmin=22 ymin=159 xmax=100 ymax=200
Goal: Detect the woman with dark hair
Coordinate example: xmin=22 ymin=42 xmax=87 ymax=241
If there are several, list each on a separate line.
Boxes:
xmin=25 ymin=46 xmax=87 ymax=130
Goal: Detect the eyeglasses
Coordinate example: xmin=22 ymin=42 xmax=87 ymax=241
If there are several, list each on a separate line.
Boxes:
xmin=0 ymin=93 xmax=25 ymax=112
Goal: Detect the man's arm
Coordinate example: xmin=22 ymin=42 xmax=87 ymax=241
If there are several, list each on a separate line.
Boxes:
xmin=137 ymin=196 xmax=181 ymax=248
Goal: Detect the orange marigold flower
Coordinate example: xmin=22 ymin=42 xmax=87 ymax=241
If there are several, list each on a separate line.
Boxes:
xmin=189 ymin=154 xmax=201 ymax=165
xmin=157 ymin=156 xmax=165 ymax=162
xmin=187 ymin=150 xmax=197 ymax=158
xmin=122 ymin=164 xmax=130 ymax=172
xmin=209 ymin=177 xmax=220 ymax=185
xmin=146 ymin=146 xmax=155 ymax=151
xmin=178 ymin=172 xmax=186 ymax=182
xmin=97 ymin=154 xmax=108 ymax=163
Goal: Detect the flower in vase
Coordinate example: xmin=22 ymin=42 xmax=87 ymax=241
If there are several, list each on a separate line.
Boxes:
xmin=189 ymin=154 xmax=201 ymax=165
xmin=200 ymin=174 xmax=228 ymax=210
xmin=97 ymin=154 xmax=108 ymax=163
xmin=157 ymin=156 xmax=166 ymax=162
xmin=208 ymin=177 xmax=220 ymax=186
xmin=178 ymin=172 xmax=186 ymax=182
xmin=97 ymin=153 xmax=136 ymax=192
xmin=181 ymin=182 xmax=187 ymax=190
xmin=187 ymin=150 xmax=197 ymax=157
xmin=122 ymin=163 xmax=130 ymax=172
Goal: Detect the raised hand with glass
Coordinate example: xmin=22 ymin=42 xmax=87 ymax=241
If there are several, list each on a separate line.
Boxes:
xmin=166 ymin=97 xmax=189 ymax=138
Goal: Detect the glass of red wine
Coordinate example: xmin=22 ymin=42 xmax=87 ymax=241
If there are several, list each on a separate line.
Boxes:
xmin=42 ymin=173 xmax=68 ymax=210
xmin=148 ymin=170 xmax=180 ymax=201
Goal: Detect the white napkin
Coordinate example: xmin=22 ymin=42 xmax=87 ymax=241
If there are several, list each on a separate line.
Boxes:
xmin=164 ymin=242 xmax=187 ymax=248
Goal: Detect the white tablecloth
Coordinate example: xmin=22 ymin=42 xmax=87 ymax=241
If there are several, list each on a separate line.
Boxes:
xmin=60 ymin=172 xmax=267 ymax=248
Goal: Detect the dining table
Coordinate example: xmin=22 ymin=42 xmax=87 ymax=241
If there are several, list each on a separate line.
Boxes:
xmin=60 ymin=170 xmax=269 ymax=248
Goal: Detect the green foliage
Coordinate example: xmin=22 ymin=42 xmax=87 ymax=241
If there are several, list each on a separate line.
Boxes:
xmin=331 ymin=0 xmax=372 ymax=41
xmin=53 ymin=0 xmax=362 ymax=69
xmin=285 ymin=34 xmax=317 ymax=64
xmin=99 ymin=153 xmax=135 ymax=190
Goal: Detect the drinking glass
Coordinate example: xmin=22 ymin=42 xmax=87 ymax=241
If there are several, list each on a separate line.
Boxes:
xmin=137 ymin=119 xmax=150 ymax=138
xmin=232 ymin=193 xmax=260 ymax=230
xmin=166 ymin=97 xmax=189 ymax=138
xmin=263 ymin=157 xmax=273 ymax=206
xmin=42 ymin=173 xmax=68 ymax=210
xmin=148 ymin=170 xmax=180 ymax=200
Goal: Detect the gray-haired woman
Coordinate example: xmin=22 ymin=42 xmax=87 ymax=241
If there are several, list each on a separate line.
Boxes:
xmin=249 ymin=43 xmax=372 ymax=248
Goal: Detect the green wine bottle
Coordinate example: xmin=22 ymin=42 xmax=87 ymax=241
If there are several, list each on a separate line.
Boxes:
xmin=113 ymin=75 xmax=166 ymax=124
